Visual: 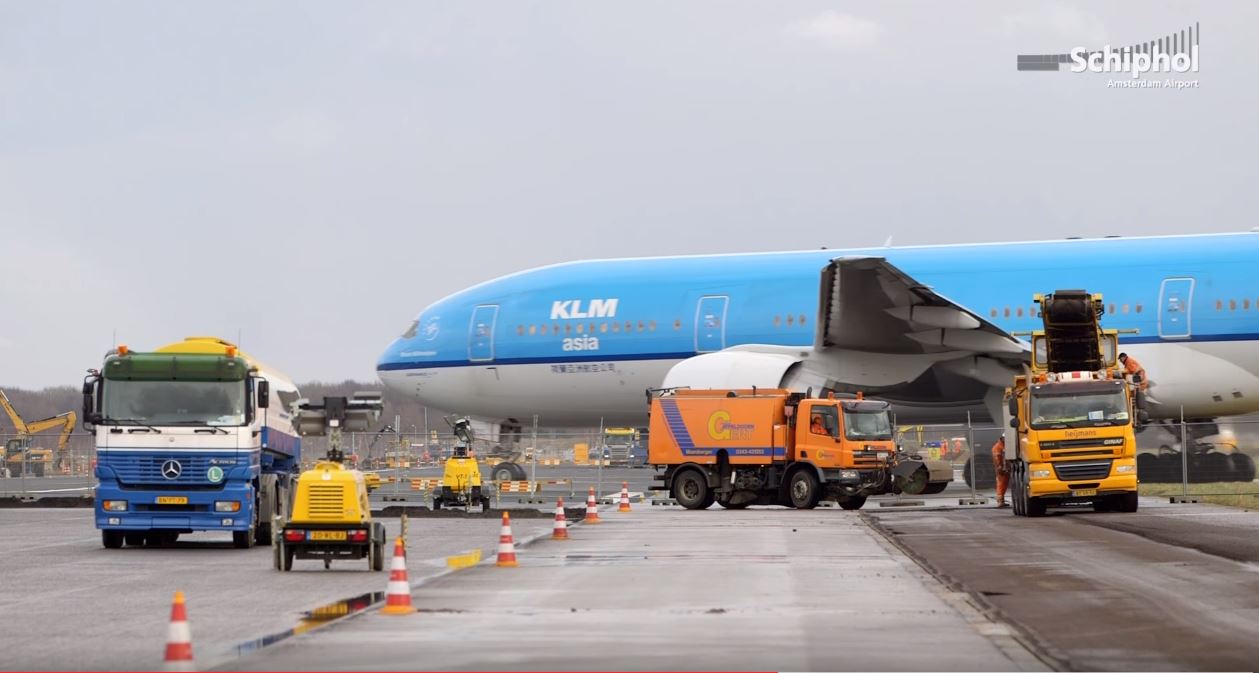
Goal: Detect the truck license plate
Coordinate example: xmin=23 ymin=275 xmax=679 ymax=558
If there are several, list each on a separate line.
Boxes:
xmin=155 ymin=496 xmax=188 ymax=505
xmin=309 ymin=531 xmax=347 ymax=541
xmin=1072 ymin=489 xmax=1098 ymax=497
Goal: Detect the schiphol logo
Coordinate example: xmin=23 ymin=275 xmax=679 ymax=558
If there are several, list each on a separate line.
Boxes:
xmin=1017 ymin=22 xmax=1201 ymax=90
xmin=550 ymin=298 xmax=618 ymax=320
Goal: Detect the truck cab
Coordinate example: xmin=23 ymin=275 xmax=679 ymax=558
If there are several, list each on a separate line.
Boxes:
xmin=85 ymin=337 xmax=299 ymax=549
xmin=1005 ymin=291 xmax=1142 ymax=516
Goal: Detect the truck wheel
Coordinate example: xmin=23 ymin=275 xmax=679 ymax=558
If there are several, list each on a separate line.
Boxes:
xmin=233 ymin=530 xmax=254 ymax=549
xmin=673 ymin=469 xmax=711 ymax=510
xmin=124 ymin=532 xmax=146 ymax=547
xmin=283 ymin=546 xmax=295 ymax=571
xmin=102 ymin=530 xmax=124 ymax=549
xmin=371 ymin=539 xmax=384 ymax=571
xmin=433 ymin=498 xmax=443 ymax=511
xmin=787 ymin=470 xmax=820 ymax=509
xmin=1115 ymin=491 xmax=1139 ymax=513
xmin=1009 ymin=466 xmax=1023 ymax=516
xmin=838 ymin=495 xmax=867 ymax=511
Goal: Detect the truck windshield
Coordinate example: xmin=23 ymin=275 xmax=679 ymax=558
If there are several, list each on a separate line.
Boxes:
xmin=843 ymin=410 xmax=892 ymax=441
xmin=102 ymin=380 xmax=247 ymax=426
xmin=1029 ymin=382 xmax=1129 ymax=429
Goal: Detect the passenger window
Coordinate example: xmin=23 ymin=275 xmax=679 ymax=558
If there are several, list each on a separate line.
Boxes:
xmin=799 ymin=314 xmax=807 ymax=326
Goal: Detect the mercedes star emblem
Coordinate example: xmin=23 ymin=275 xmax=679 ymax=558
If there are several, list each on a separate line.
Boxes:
xmin=161 ymin=460 xmax=182 ymax=480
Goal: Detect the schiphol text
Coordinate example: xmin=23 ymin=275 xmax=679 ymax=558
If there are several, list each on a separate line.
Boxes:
xmin=1071 ymin=45 xmax=1199 ymax=78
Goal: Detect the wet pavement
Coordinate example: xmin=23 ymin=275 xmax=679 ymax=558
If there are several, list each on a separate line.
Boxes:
xmin=0 ymin=509 xmax=551 ymax=671
xmin=220 ymin=506 xmax=1048 ymax=672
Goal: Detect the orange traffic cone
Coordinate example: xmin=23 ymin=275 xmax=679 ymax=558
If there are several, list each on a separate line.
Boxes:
xmin=163 ymin=591 xmax=194 ymax=671
xmin=380 ymin=537 xmax=416 ymax=615
xmin=552 ymin=497 xmax=569 ymax=540
xmin=496 ymin=511 xmax=519 ymax=567
xmin=584 ymin=486 xmax=602 ymax=524
xmin=618 ymin=481 xmax=632 ymax=513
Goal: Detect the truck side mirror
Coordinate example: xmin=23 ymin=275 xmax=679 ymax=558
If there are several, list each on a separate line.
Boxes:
xmin=81 ymin=376 xmax=100 ymax=428
xmin=81 ymin=386 xmax=93 ymax=424
xmin=257 ymin=380 xmax=270 ymax=409
xmin=1007 ymin=397 xmax=1018 ymax=418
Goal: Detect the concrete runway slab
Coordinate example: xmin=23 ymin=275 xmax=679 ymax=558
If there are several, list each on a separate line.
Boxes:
xmin=222 ymin=507 xmax=1047 ymax=672
xmin=0 ymin=509 xmax=551 ymax=671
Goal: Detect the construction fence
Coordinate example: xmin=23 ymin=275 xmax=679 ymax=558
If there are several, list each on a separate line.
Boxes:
xmin=5 ymin=418 xmax=1258 ymax=502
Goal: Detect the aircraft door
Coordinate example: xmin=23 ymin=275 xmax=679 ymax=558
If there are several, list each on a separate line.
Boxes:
xmin=1158 ymin=278 xmax=1194 ymax=339
xmin=694 ymin=296 xmax=728 ymax=353
xmin=469 ymin=305 xmax=499 ymax=361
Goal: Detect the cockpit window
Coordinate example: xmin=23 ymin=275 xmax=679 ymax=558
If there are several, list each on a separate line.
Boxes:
xmin=401 ymin=320 xmax=418 ymax=339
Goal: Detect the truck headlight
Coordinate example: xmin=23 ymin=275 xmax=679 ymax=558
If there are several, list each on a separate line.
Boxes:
xmin=1116 ymin=464 xmax=1135 ymax=473
xmin=1031 ymin=469 xmax=1052 ymax=479
xmin=215 ymin=501 xmax=241 ymax=512
xmin=103 ymin=500 xmax=128 ymax=511
xmin=839 ymin=470 xmax=859 ymax=479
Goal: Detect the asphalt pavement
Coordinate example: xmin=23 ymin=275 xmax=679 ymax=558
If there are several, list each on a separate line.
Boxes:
xmin=865 ymin=499 xmax=1259 ymax=671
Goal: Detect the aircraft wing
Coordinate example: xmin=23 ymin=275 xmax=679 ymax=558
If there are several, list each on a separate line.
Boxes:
xmin=667 ymin=256 xmax=1028 ymax=421
xmin=816 ymin=256 xmax=1026 ymax=359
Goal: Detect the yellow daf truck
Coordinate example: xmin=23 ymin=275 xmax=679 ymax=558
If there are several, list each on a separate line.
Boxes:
xmin=1005 ymin=290 xmax=1145 ymax=517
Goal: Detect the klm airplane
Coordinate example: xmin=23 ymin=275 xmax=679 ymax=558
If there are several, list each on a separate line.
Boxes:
xmin=377 ymin=233 xmax=1259 ymax=438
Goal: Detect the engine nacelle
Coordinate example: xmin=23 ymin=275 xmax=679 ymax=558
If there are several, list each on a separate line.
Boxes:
xmin=661 ymin=351 xmax=801 ymax=390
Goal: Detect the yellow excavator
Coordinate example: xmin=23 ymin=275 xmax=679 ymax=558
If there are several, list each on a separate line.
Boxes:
xmin=0 ymin=390 xmax=76 ymax=477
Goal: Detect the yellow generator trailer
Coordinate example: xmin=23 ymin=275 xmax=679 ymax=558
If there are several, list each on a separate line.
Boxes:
xmin=276 ymin=459 xmax=385 ymax=571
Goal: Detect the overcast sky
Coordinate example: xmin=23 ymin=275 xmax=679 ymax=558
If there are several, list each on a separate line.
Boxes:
xmin=2 ymin=1 xmax=1255 ymax=388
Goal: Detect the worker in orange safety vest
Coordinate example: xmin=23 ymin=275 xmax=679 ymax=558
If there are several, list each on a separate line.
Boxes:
xmin=1118 ymin=352 xmax=1148 ymax=391
xmin=992 ymin=435 xmax=1009 ymax=508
